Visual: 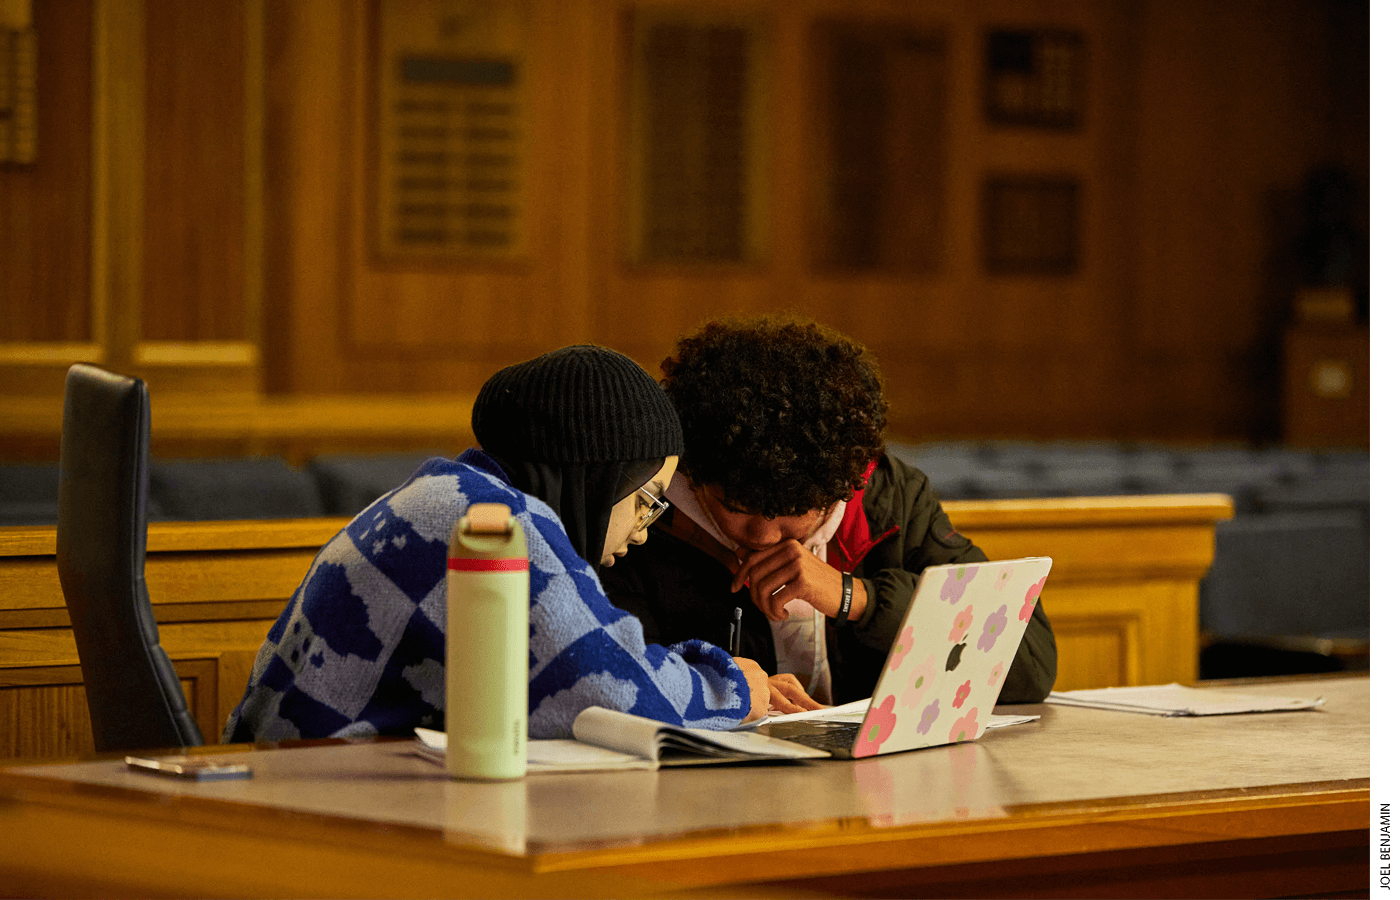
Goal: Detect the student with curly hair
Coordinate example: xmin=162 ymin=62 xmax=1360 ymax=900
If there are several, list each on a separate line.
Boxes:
xmin=600 ymin=316 xmax=1057 ymax=712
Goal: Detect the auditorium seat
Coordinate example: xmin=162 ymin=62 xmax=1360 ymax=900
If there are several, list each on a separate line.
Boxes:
xmin=306 ymin=450 xmax=447 ymax=517
xmin=147 ymin=457 xmax=326 ymax=521
xmin=0 ymin=463 xmax=60 ymax=525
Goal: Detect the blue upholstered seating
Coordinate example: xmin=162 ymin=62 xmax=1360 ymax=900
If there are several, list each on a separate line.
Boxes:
xmin=0 ymin=464 xmax=60 ymax=525
xmin=306 ymin=451 xmax=448 ymax=517
xmin=147 ymin=457 xmax=325 ymax=521
xmin=4 ymin=434 xmax=1370 ymax=679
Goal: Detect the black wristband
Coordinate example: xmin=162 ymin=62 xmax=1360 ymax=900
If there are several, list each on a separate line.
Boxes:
xmin=835 ymin=573 xmax=854 ymax=627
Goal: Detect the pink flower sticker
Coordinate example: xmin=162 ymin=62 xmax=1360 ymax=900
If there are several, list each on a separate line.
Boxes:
xmin=889 ymin=626 xmax=915 ymax=670
xmin=940 ymin=566 xmax=978 ymax=603
xmin=953 ymin=679 xmax=972 ymax=708
xmin=854 ymin=695 xmax=898 ymax=758
xmin=902 ymin=654 xmax=941 ymax=708
xmin=987 ymin=662 xmax=1004 ymax=686
xmin=948 ymin=605 xmax=974 ymax=642
xmin=1020 ymin=576 xmax=1046 ymax=622
xmin=949 ymin=708 xmax=979 ymax=743
xmin=993 ymin=564 xmax=1015 ymax=591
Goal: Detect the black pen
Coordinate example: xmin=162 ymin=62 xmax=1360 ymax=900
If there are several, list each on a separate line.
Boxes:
xmin=728 ymin=606 xmax=743 ymax=655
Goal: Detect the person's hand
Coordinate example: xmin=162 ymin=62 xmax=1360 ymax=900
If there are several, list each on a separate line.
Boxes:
xmin=767 ymin=674 xmax=826 ymax=715
xmin=733 ymin=656 xmax=771 ymax=723
xmin=731 ymin=540 xmax=867 ymax=624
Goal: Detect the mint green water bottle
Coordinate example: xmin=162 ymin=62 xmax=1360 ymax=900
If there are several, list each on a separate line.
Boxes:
xmin=446 ymin=503 xmax=529 ymax=780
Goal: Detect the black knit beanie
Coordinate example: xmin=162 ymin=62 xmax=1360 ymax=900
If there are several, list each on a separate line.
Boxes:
xmin=472 ymin=345 xmax=683 ymax=463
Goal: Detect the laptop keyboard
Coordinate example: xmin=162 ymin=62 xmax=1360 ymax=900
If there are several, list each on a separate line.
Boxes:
xmin=762 ymin=720 xmax=860 ymax=752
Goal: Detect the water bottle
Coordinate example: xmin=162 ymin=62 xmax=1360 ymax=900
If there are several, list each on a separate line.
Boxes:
xmin=446 ymin=502 xmax=529 ymax=780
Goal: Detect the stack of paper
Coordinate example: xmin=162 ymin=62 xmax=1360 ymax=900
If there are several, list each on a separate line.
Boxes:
xmin=1046 ymin=683 xmax=1325 ymax=717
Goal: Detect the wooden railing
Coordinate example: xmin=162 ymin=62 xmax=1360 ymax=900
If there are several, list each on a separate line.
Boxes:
xmin=945 ymin=494 xmax=1234 ymax=690
xmin=0 ymin=518 xmax=345 ymax=760
xmin=0 ymin=494 xmax=1232 ymax=760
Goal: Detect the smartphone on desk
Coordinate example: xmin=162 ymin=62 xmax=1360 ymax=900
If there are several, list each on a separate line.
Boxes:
xmin=124 ymin=755 xmax=252 ymax=781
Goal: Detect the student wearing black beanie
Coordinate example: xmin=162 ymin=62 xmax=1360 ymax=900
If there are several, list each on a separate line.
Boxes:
xmin=471 ymin=344 xmax=684 ymax=567
xmin=226 ymin=344 xmax=770 ymax=745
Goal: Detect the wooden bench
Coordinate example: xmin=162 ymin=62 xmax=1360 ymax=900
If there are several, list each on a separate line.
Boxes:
xmin=0 ymin=494 xmax=1232 ymax=761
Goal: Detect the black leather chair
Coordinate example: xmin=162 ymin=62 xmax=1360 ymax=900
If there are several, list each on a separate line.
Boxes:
xmin=56 ymin=364 xmax=204 ymax=752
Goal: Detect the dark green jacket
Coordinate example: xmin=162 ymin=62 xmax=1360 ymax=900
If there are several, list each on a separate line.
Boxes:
xmin=601 ymin=452 xmax=1058 ymax=704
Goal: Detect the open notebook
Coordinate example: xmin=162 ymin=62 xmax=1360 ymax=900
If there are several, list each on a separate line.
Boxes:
xmin=756 ymin=557 xmax=1052 ymax=759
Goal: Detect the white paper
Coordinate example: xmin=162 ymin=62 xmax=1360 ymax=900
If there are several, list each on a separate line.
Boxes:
xmin=1045 ymin=683 xmax=1325 ymax=716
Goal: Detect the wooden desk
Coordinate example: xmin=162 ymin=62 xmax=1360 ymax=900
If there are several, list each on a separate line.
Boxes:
xmin=0 ymin=676 xmax=1367 ymax=899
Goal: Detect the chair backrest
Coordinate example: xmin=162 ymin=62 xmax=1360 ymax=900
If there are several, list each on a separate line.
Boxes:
xmin=56 ymin=364 xmax=204 ymax=752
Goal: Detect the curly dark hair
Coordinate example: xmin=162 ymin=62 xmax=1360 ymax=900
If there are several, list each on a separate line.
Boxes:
xmin=661 ymin=315 xmax=888 ymax=517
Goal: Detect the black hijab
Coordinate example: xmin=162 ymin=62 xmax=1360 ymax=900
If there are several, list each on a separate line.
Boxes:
xmin=471 ymin=345 xmax=684 ymax=566
xmin=490 ymin=457 xmax=664 ymax=565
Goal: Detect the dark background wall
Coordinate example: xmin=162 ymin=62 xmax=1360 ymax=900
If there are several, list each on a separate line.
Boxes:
xmin=0 ymin=0 xmax=1369 ymax=459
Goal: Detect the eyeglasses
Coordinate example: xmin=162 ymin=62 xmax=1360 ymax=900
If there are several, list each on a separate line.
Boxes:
xmin=635 ymin=485 xmax=669 ymax=532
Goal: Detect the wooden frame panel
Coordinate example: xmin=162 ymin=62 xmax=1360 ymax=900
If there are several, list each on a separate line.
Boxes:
xmin=0 ymin=518 xmax=341 ymax=759
xmin=2 ymin=657 xmax=224 ymax=759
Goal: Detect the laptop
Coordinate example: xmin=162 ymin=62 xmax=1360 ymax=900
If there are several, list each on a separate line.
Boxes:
xmin=755 ymin=557 xmax=1052 ymax=759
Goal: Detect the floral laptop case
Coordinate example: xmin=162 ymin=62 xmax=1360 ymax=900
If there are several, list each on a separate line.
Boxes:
xmin=757 ymin=557 xmax=1052 ymax=759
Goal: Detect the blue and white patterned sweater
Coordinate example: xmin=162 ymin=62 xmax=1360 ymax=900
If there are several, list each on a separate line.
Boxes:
xmin=223 ymin=450 xmax=749 ymax=742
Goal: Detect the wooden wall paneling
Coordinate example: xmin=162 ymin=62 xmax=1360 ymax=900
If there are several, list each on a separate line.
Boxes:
xmin=218 ymin=648 xmax=260 ymax=735
xmin=0 ymin=665 xmax=94 ymax=760
xmin=261 ymin=0 xmax=357 ymax=395
xmin=0 ymin=519 xmax=341 ymax=759
xmin=88 ymin=0 xmax=143 ymax=377
xmin=597 ymin=1 xmax=783 ymax=368
xmin=823 ymin=6 xmax=981 ymax=441
xmin=806 ymin=18 xmax=948 ymax=274
xmin=943 ymin=2 xmax=1111 ymax=441
xmin=1282 ymin=325 xmax=1369 ymax=447
xmin=0 ymin=656 xmax=233 ymax=760
xmin=1085 ymin=0 xmax=1144 ymax=439
xmin=1047 ymin=608 xmax=1142 ymax=689
xmin=132 ymin=0 xmax=263 ymax=398
xmin=266 ymin=0 xmax=598 ymax=398
xmin=0 ymin=0 xmax=94 ymax=352
xmin=0 ymin=0 xmax=101 ymax=408
xmin=176 ymin=658 xmax=222 ymax=748
xmin=789 ymin=2 xmax=1103 ymax=442
xmin=945 ymin=493 xmax=1234 ymax=689
xmin=625 ymin=7 xmax=768 ymax=267
xmin=140 ymin=0 xmax=248 ymax=344
xmin=0 ymin=0 xmax=1371 ymax=460
xmin=372 ymin=3 xmax=530 ymax=262
xmin=1130 ymin=0 xmax=1362 ymax=444
xmin=350 ymin=0 xmax=595 ymax=378
xmin=602 ymin=0 xmax=1141 ymax=443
